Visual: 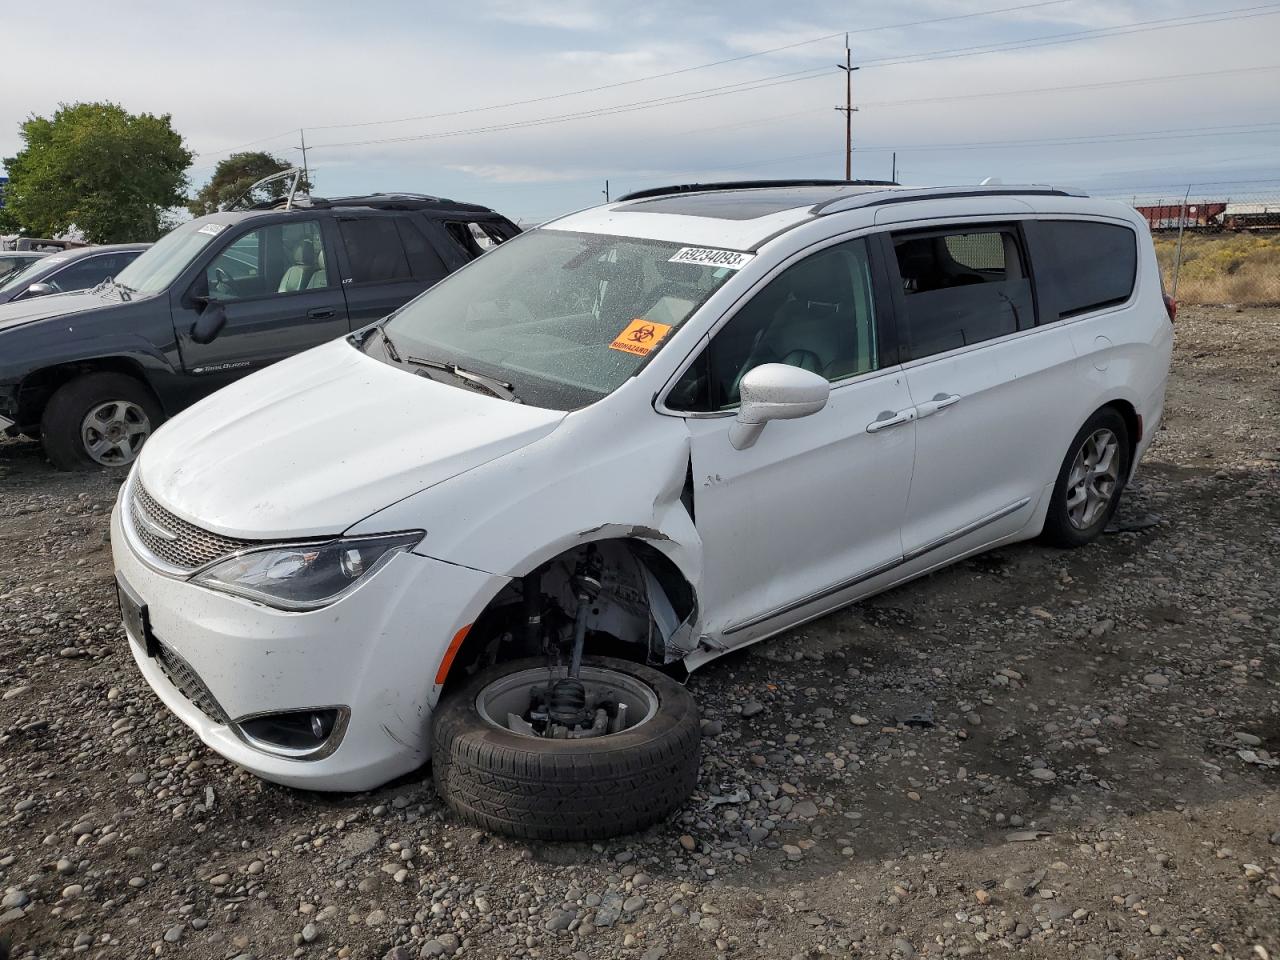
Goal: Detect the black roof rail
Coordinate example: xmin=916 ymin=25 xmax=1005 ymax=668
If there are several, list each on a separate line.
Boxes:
xmin=265 ymin=193 xmax=495 ymax=214
xmin=812 ymin=184 xmax=1088 ymax=215
xmin=617 ymin=179 xmax=900 ymax=203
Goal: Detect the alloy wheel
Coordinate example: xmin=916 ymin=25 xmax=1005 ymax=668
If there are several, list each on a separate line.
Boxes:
xmin=1065 ymin=427 xmax=1121 ymax=530
xmin=81 ymin=400 xmax=152 ymax=466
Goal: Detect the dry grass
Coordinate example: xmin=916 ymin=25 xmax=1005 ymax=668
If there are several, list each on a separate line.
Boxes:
xmin=1152 ymin=232 xmax=1280 ymax=305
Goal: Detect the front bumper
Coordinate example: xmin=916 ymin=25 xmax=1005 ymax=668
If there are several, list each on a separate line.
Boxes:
xmin=111 ymin=503 xmax=505 ymax=791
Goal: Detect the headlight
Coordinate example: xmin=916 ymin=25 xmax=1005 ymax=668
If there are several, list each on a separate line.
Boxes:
xmin=192 ymin=532 xmax=424 ymax=611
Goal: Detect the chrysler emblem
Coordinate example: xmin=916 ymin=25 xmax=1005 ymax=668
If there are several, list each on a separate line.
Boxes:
xmin=134 ymin=502 xmax=179 ymax=542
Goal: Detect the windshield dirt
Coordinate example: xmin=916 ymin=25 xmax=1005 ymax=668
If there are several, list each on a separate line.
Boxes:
xmin=379 ymin=230 xmax=742 ymax=409
xmin=113 ymin=220 xmax=220 ymax=295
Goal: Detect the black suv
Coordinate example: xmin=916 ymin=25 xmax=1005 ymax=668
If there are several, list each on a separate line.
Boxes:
xmin=0 ymin=193 xmax=519 ymax=469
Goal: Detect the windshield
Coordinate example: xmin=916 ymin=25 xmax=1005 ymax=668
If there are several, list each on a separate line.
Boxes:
xmin=0 ymin=257 xmax=49 ymax=294
xmin=114 ymin=220 xmax=221 ymax=295
xmin=380 ymin=229 xmax=741 ymax=409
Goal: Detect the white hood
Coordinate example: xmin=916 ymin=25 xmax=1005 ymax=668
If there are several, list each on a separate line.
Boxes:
xmin=137 ymin=339 xmax=565 ymax=539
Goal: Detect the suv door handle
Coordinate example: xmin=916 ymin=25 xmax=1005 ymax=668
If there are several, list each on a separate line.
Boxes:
xmin=307 ymin=308 xmax=336 ymax=320
xmin=866 ymin=408 xmax=916 ymax=433
xmin=915 ymin=393 xmax=962 ymax=419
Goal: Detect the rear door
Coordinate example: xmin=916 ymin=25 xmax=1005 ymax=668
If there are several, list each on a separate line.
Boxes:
xmin=333 ymin=213 xmax=443 ymax=328
xmin=883 ymin=221 xmax=1079 ymax=559
xmin=173 ymin=216 xmax=350 ymax=388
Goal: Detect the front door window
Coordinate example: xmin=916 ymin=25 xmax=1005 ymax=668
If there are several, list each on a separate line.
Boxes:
xmin=207 ymin=220 xmax=327 ymax=300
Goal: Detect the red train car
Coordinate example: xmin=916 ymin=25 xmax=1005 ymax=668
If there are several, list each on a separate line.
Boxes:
xmin=1133 ymin=201 xmax=1227 ymax=231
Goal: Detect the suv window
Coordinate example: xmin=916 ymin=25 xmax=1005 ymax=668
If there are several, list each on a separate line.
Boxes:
xmin=338 ymin=217 xmax=411 ymax=284
xmin=207 ymin=220 xmax=327 ymax=300
xmin=396 ymin=218 xmax=448 ymax=283
xmin=891 ymin=226 xmax=1033 ymax=361
xmin=1036 ymin=220 xmax=1137 ymax=319
xmin=668 ymin=237 xmax=880 ymax=412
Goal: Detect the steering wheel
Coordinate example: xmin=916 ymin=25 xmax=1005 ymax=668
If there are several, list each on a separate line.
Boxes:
xmin=211 ymin=266 xmax=234 ymax=298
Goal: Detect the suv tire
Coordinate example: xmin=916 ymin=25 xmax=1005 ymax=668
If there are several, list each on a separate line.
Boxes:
xmin=432 ymin=656 xmax=701 ymax=841
xmin=1041 ymin=407 xmax=1131 ymax=548
xmin=41 ymin=373 xmax=162 ymax=471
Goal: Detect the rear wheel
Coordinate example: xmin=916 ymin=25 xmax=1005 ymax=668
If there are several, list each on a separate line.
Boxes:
xmin=432 ymin=656 xmax=701 ymax=841
xmin=40 ymin=373 xmax=162 ymax=471
xmin=1041 ymin=408 xmax=1130 ymax=547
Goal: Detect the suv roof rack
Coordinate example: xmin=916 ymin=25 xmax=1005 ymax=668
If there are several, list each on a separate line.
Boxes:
xmin=811 ymin=183 xmax=1089 ymax=216
xmin=272 ymin=193 xmax=495 ymax=214
xmin=616 ymin=179 xmax=900 ymax=203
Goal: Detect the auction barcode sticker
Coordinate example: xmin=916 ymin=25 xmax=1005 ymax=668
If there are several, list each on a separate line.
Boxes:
xmin=668 ymin=247 xmax=754 ymax=270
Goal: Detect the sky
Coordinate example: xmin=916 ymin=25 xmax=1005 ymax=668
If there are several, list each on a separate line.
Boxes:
xmin=1 ymin=0 xmax=1278 ymax=223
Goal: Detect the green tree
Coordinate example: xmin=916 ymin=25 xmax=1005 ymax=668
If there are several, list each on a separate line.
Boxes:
xmin=188 ymin=151 xmax=309 ymax=217
xmin=2 ymin=102 xmax=192 ymax=243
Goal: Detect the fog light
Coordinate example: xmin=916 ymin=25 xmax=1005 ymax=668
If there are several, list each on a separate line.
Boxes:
xmin=238 ymin=708 xmax=345 ymax=756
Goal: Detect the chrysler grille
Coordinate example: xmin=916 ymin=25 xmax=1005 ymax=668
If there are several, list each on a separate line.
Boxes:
xmin=129 ymin=483 xmax=255 ymax=572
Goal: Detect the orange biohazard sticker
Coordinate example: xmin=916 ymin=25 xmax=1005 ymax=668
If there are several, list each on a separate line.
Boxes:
xmin=609 ymin=318 xmax=672 ymax=357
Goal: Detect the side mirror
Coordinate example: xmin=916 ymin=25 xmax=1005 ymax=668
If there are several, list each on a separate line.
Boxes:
xmin=190 ymin=303 xmax=228 ymax=345
xmin=729 ymin=363 xmax=830 ymax=450
xmin=23 ymin=282 xmax=55 ymax=299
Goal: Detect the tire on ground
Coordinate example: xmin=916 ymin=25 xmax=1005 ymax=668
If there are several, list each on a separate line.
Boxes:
xmin=432 ymin=656 xmax=701 ymax=841
xmin=40 ymin=372 xmax=163 ymax=471
xmin=1041 ymin=406 xmax=1131 ymax=548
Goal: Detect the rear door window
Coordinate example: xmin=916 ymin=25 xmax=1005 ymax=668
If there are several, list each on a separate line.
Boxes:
xmin=890 ymin=225 xmax=1034 ymax=361
xmin=337 ymin=217 xmax=412 ymax=284
xmin=1032 ymin=220 xmax=1137 ymax=320
xmin=395 ymin=218 xmax=448 ymax=283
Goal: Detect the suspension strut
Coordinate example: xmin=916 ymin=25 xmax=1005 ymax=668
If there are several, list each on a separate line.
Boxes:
xmin=546 ymin=549 xmax=602 ymax=730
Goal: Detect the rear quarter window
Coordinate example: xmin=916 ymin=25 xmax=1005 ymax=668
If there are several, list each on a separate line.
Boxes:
xmin=1032 ymin=220 xmax=1138 ymax=321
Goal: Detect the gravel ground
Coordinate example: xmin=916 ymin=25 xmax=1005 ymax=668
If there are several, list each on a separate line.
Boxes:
xmin=0 ymin=305 xmax=1277 ymax=960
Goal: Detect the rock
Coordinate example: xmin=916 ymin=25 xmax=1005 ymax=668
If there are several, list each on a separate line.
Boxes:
xmin=1235 ymin=732 xmax=1262 ymax=747
xmin=700 ymin=719 xmax=723 ymax=738
xmin=623 ymin=895 xmax=646 ymax=913
xmin=0 ymin=892 xmax=29 ymax=909
xmin=782 ymin=844 xmax=803 ymax=861
xmin=792 ymin=800 xmax=820 ymax=818
xmin=163 ymin=924 xmax=183 ymax=943
xmin=544 ymin=909 xmax=576 ymax=932
xmin=850 ymin=714 xmax=870 ymax=726
xmin=1030 ymin=768 xmax=1057 ymax=781
xmin=740 ymin=701 xmax=764 ymax=718
xmin=301 ymin=922 xmax=318 ymax=943
xmin=383 ymin=948 xmax=412 ymax=960
xmin=678 ymin=834 xmax=696 ymax=851
xmin=1143 ymin=673 xmax=1169 ymax=687
xmin=61 ymin=883 xmax=83 ymax=899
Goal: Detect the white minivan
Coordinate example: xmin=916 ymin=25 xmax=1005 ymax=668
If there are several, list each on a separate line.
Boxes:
xmin=112 ymin=181 xmax=1173 ymax=840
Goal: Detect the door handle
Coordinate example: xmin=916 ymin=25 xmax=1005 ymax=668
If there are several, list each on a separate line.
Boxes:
xmin=915 ymin=393 xmax=962 ymax=419
xmin=866 ymin=408 xmax=916 ymax=433
xmin=307 ymin=308 xmax=336 ymax=320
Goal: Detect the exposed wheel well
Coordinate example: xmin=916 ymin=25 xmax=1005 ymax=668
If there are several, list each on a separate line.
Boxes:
xmin=1101 ymin=399 xmax=1141 ymax=467
xmin=437 ymin=538 xmax=697 ymax=696
xmin=17 ymin=359 xmax=159 ymax=433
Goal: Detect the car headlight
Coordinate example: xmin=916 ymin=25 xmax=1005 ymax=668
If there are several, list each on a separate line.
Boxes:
xmin=192 ymin=532 xmax=424 ymax=611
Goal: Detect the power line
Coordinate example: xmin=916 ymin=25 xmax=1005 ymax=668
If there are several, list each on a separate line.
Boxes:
xmin=305 ymin=62 xmax=1280 ymax=152
xmin=302 ymin=7 xmax=1280 ymax=154
xmin=300 ymin=0 xmax=1077 ymax=134
xmin=196 ymin=1 xmax=1280 ymax=158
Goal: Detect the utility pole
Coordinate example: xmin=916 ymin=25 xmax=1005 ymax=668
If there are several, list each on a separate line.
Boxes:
xmin=835 ymin=34 xmax=859 ymax=181
xmin=891 ymin=151 xmax=897 ymax=184
xmin=603 ymin=179 xmax=610 ymax=202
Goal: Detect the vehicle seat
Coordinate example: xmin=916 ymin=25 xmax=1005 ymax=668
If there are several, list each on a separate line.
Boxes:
xmin=306 ymin=248 xmax=327 ymax=289
xmin=278 ymin=240 xmax=318 ymax=293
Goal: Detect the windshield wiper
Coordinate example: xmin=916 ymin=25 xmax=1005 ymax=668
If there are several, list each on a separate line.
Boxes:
xmin=406 ymin=356 xmax=521 ymax=403
xmin=379 ymin=326 xmax=403 ymax=363
xmin=106 ymin=277 xmax=132 ymax=301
